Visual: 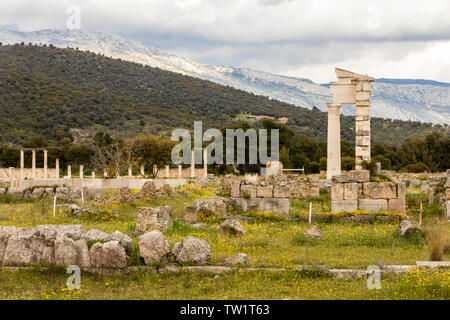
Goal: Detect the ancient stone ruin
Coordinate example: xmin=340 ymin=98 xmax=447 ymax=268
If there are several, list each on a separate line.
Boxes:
xmin=327 ymin=68 xmax=375 ymax=179
xmin=331 ymin=170 xmax=406 ymax=213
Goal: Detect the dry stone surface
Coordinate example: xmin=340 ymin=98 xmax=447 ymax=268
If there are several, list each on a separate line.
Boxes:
xmin=135 ymin=206 xmax=173 ymax=235
xmin=173 ymin=237 xmax=211 ymax=266
xmin=219 ymin=219 xmax=246 ymax=236
xmin=138 ymin=231 xmax=172 ymax=265
xmin=89 ymin=241 xmax=127 ymax=268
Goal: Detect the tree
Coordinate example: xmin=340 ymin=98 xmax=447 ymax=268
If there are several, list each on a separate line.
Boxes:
xmin=128 ymin=135 xmax=176 ymax=178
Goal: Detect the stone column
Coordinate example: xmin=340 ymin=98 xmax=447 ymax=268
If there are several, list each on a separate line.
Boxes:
xmin=128 ymin=166 xmax=133 ymax=177
xmin=67 ymin=165 xmax=72 ymax=179
xmin=203 ymin=149 xmax=208 ymax=178
xmin=178 ymin=165 xmax=182 ymax=178
xmin=327 ymin=103 xmax=342 ymax=180
xmin=55 ymin=159 xmax=60 ymax=179
xmin=43 ymin=150 xmax=48 ymax=179
xmin=191 ymin=149 xmax=195 ymax=178
xmin=165 ymin=165 xmax=170 ymax=178
xmin=30 ymin=150 xmax=36 ymax=178
xmin=103 ymin=168 xmax=108 ymax=178
xmin=20 ymin=150 xmax=24 ymax=179
xmin=79 ymin=165 xmax=84 ymax=179
xmin=355 ymin=80 xmax=372 ymax=170
xmin=92 ymin=171 xmax=95 ymax=179
xmin=31 ymin=150 xmax=36 ymax=179
xmin=140 ymin=165 xmax=145 ymax=176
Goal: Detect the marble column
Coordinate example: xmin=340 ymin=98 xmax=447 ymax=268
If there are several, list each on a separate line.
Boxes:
xmin=327 ymin=103 xmax=342 ymax=180
xmin=203 ymin=149 xmax=208 ymax=178
xmin=128 ymin=166 xmax=133 ymax=177
xmin=31 ymin=150 xmax=36 ymax=179
xmin=165 ymin=165 xmax=170 ymax=178
xmin=20 ymin=150 xmax=24 ymax=179
xmin=92 ymin=171 xmax=95 ymax=179
xmin=55 ymin=159 xmax=60 ymax=179
xmin=79 ymin=165 xmax=84 ymax=179
xmin=140 ymin=165 xmax=145 ymax=176
xmin=43 ymin=150 xmax=48 ymax=179
xmin=67 ymin=165 xmax=72 ymax=179
xmin=190 ymin=150 xmax=195 ymax=178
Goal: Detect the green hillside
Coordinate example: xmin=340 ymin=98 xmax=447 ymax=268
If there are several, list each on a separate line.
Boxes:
xmin=0 ymin=44 xmax=446 ymax=145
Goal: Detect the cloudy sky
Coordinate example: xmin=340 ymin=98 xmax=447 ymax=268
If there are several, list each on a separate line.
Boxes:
xmin=1 ymin=0 xmax=450 ymax=83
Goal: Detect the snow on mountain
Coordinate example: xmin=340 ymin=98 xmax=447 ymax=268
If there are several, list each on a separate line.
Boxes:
xmin=1 ymin=28 xmax=449 ymax=125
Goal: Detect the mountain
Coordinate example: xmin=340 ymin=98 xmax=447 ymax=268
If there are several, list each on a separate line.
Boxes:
xmin=1 ymin=29 xmax=449 ymax=125
xmin=0 ymin=44 xmax=444 ymax=146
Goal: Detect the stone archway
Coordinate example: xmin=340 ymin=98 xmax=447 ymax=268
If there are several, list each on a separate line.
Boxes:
xmin=326 ymin=68 xmax=375 ymax=180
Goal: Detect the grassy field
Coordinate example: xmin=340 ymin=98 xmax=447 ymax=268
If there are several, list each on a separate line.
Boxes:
xmin=0 ymin=183 xmax=448 ymax=300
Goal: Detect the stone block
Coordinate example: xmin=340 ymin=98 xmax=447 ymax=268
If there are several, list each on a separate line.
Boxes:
xmin=135 ymin=206 xmax=173 ymax=235
xmin=184 ymin=206 xmax=198 ymax=224
xmin=344 ymin=183 xmax=359 ymax=200
xmin=331 ymin=200 xmax=358 ymax=213
xmin=241 ymin=185 xmax=257 ymax=198
xmin=349 ymin=170 xmax=370 ymax=183
xmin=231 ymin=181 xmax=241 ymax=198
xmin=359 ymin=199 xmax=387 ymax=212
xmin=257 ymin=185 xmax=273 ymax=198
xmin=387 ymin=198 xmax=406 ymax=214
xmin=363 ymin=182 xmax=397 ymax=199
xmin=447 ymin=201 xmax=450 ymax=220
xmin=331 ymin=182 xmax=344 ymax=200
xmin=397 ymin=182 xmax=406 ymax=199
xmin=273 ymin=185 xmax=290 ymax=198
xmin=248 ymin=198 xmax=290 ymax=215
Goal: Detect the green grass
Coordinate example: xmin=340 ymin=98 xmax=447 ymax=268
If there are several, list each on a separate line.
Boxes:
xmin=0 ymin=268 xmax=447 ymax=300
xmin=0 ymin=184 xmax=448 ymax=300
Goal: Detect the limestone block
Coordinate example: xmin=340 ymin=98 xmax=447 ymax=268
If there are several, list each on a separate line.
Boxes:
xmin=359 ymin=199 xmax=387 ymax=212
xmin=135 ymin=206 xmax=173 ymax=235
xmin=331 ymin=182 xmax=344 ymax=200
xmin=247 ymin=198 xmax=290 ymax=215
xmin=241 ymin=185 xmax=257 ymax=198
xmin=387 ymin=199 xmax=406 ymax=214
xmin=446 ymin=201 xmax=450 ymax=219
xmin=231 ymin=181 xmax=241 ymax=198
xmin=348 ymin=170 xmax=370 ymax=183
xmin=89 ymin=241 xmax=127 ymax=268
xmin=54 ymin=237 xmax=90 ymax=267
xmin=331 ymin=200 xmax=358 ymax=213
xmin=356 ymin=91 xmax=371 ymax=101
xmin=363 ymin=182 xmax=397 ymax=199
xmin=344 ymin=183 xmax=359 ymax=200
xmin=184 ymin=206 xmax=198 ymax=224
xmin=397 ymin=182 xmax=406 ymax=199
xmin=257 ymin=185 xmax=273 ymax=198
xmin=273 ymin=185 xmax=290 ymax=198
xmin=138 ymin=231 xmax=172 ymax=265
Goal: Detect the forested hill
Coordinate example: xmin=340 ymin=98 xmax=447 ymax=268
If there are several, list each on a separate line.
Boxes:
xmin=0 ymin=44 xmax=446 ymax=145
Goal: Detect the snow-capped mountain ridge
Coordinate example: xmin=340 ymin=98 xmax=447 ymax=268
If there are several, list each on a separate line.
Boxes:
xmin=1 ymin=28 xmax=449 ymax=125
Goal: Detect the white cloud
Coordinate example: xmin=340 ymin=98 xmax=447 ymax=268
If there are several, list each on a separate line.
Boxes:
xmin=1 ymin=0 xmax=449 ymax=83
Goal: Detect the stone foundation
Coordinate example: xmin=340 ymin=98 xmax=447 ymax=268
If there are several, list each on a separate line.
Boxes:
xmin=330 ymin=170 xmax=406 ymax=213
xmin=222 ymin=174 xmax=319 ymax=199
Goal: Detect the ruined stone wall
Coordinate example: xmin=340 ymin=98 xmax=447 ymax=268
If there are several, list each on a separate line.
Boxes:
xmin=331 ymin=170 xmax=406 ymax=213
xmin=222 ymin=174 xmax=319 ymax=199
